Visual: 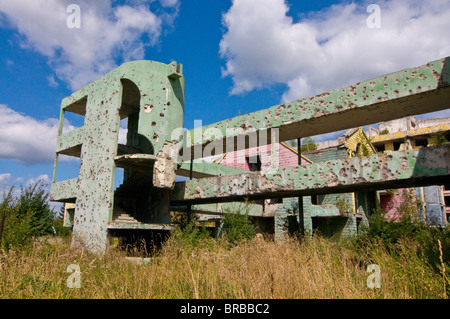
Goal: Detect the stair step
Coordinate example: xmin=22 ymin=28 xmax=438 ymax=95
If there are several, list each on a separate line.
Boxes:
xmin=113 ymin=219 xmax=139 ymax=224
xmin=111 ymin=208 xmax=140 ymax=224
xmin=117 ymin=214 xmax=134 ymax=219
xmin=116 ymin=217 xmax=137 ymax=222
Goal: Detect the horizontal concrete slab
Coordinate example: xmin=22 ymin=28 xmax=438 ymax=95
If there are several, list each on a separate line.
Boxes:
xmin=180 ymin=57 xmax=450 ymax=161
xmin=50 ymin=178 xmax=78 ymax=202
xmin=107 ymin=222 xmax=175 ymax=230
xmin=114 ymin=153 xmax=158 ymax=171
xmin=176 ymin=160 xmax=249 ymax=178
xmin=172 ymin=144 xmax=450 ymax=205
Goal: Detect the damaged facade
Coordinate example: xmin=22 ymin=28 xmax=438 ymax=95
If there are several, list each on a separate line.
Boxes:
xmin=52 ymin=60 xmax=186 ymax=253
xmin=309 ymin=115 xmax=450 ymax=227
xmin=192 ymin=115 xmax=449 ymax=239
xmin=192 ymin=142 xmax=366 ymax=240
xmin=51 ymin=57 xmax=450 ymax=254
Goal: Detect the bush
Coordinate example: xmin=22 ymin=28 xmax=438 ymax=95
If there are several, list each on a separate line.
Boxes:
xmin=1 ymin=208 xmax=38 ymax=251
xmin=220 ymin=208 xmax=255 ymax=244
xmin=360 ymin=189 xmax=427 ymax=247
xmin=358 ymin=210 xmax=450 ymax=272
xmin=363 ymin=212 xmax=421 ymax=246
xmin=170 ymin=221 xmax=213 ymax=249
xmin=16 ymin=181 xmax=54 ymax=236
xmin=0 ymin=182 xmax=55 ymax=251
xmin=52 ymin=217 xmax=72 ymax=238
xmin=415 ymin=226 xmax=450 ymax=272
xmin=301 ymin=137 xmax=317 ymax=153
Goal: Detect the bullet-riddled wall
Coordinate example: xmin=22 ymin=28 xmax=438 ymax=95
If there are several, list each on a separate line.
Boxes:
xmin=51 ymin=61 xmax=185 ymax=254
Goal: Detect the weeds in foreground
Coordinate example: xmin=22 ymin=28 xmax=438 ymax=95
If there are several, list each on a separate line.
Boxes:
xmin=0 ymin=232 xmax=448 ymax=299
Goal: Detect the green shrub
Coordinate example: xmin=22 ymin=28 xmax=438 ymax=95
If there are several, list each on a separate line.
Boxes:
xmin=52 ymin=217 xmax=72 ymax=238
xmin=361 ymin=189 xmax=424 ymax=246
xmin=170 ymin=221 xmax=212 ymax=248
xmin=301 ymin=137 xmax=317 ymax=153
xmin=358 ymin=209 xmax=450 ymax=274
xmin=220 ymin=209 xmax=255 ymax=244
xmin=335 ymin=194 xmax=352 ymax=214
xmin=415 ymin=226 xmax=450 ymax=272
xmin=1 ymin=209 xmax=37 ymax=251
xmin=16 ymin=181 xmax=54 ymax=236
xmin=429 ymin=132 xmax=448 ymax=145
xmin=363 ymin=212 xmax=422 ymax=245
xmin=0 ymin=181 xmax=55 ymax=251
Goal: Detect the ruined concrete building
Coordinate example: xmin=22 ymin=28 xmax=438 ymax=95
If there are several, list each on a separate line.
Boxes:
xmin=194 ymin=114 xmax=449 ymax=240
xmin=51 ymin=57 xmax=450 ymax=254
xmin=305 ymin=116 xmax=450 ymax=227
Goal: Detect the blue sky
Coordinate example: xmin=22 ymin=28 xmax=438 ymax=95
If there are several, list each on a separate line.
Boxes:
xmin=0 ymin=0 xmax=449 ymax=208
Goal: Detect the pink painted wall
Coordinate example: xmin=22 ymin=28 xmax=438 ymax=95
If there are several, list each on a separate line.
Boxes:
xmin=219 ymin=143 xmax=311 ymax=171
xmin=379 ymin=188 xmax=416 ymax=221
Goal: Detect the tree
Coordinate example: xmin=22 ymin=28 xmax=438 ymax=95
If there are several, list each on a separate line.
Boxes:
xmin=0 ymin=181 xmax=55 ymax=250
xmin=16 ymin=181 xmax=55 ymax=236
xmin=429 ymin=132 xmax=448 ymax=146
xmin=300 ymin=137 xmax=317 ymax=153
xmin=220 ymin=203 xmax=256 ymax=244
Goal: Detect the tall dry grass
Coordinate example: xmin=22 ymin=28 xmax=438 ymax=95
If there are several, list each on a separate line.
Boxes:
xmin=0 ymin=235 xmax=447 ymax=299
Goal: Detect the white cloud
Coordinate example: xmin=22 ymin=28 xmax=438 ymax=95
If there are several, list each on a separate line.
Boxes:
xmin=118 ymin=118 xmax=128 ymax=145
xmin=0 ymin=173 xmax=11 ymax=189
xmin=220 ymin=0 xmax=450 ymax=104
xmin=0 ymin=173 xmax=15 ymax=198
xmin=0 ymin=104 xmax=133 ymax=165
xmin=118 ymin=127 xmax=128 ymax=145
xmin=0 ymin=104 xmax=75 ymax=165
xmin=0 ymin=172 xmax=61 ymax=212
xmin=47 ymin=75 xmax=59 ymax=88
xmin=26 ymin=174 xmax=51 ymax=187
xmin=0 ymin=0 xmax=179 ymax=90
xmin=220 ymin=0 xmax=321 ymax=95
xmin=159 ymin=0 xmax=179 ymax=8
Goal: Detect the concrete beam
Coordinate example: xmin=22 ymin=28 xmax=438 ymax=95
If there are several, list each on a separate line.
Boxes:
xmin=172 ymin=144 xmax=450 ymax=205
xmin=371 ymin=123 xmax=450 ymax=144
xmin=107 ymin=222 xmax=175 ymax=230
xmin=180 ymin=57 xmax=450 ymax=161
xmin=114 ymin=153 xmax=158 ymax=171
xmin=176 ymin=160 xmax=249 ymax=178
xmin=50 ymin=178 xmax=78 ymax=202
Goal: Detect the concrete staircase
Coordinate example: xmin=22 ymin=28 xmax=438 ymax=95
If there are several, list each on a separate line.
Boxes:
xmin=112 ymin=205 xmax=140 ymax=224
xmin=111 ymin=172 xmax=153 ymax=225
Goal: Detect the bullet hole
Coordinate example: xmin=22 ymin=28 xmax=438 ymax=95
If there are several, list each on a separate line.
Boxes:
xmin=144 ymin=104 xmax=153 ymax=113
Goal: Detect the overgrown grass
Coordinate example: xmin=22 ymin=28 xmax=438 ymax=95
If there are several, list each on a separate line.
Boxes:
xmin=2 ymin=180 xmax=447 ymax=298
xmin=0 ymin=232 xmax=448 ymax=299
